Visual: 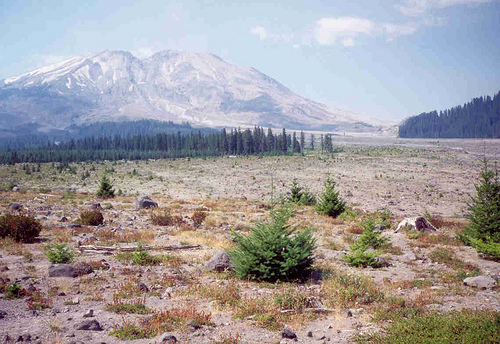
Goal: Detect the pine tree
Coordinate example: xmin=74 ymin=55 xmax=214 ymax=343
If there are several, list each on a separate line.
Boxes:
xmin=465 ymin=159 xmax=500 ymax=243
xmin=315 ymin=177 xmax=346 ymax=217
xmin=96 ymin=173 xmax=115 ymax=198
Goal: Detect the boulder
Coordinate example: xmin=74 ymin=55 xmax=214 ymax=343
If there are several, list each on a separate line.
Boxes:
xmin=9 ymin=203 xmax=22 ymax=211
xmin=74 ymin=319 xmax=103 ymax=331
xmin=49 ymin=263 xmax=93 ymax=278
xmin=282 ymin=328 xmax=297 ymax=339
xmin=161 ymin=335 xmax=178 ymax=344
xmin=49 ymin=265 xmax=78 ymax=278
xmin=463 ymin=275 xmax=497 ymax=289
xmin=135 ymin=196 xmax=158 ymax=210
xmin=204 ymin=251 xmax=234 ymax=272
xmin=395 ymin=217 xmax=436 ymax=232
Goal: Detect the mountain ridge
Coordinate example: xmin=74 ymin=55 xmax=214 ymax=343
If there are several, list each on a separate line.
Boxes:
xmin=0 ymin=50 xmax=393 ymax=135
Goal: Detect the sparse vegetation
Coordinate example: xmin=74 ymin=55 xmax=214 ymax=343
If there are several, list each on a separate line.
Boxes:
xmin=0 ymin=213 xmax=42 ymax=243
xmin=96 ymin=173 xmax=115 ymax=198
xmin=78 ymin=209 xmax=104 ymax=226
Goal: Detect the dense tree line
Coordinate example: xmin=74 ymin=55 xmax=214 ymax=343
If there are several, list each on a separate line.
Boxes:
xmin=0 ymin=127 xmax=337 ymax=164
xmin=399 ymin=91 xmax=500 ymax=138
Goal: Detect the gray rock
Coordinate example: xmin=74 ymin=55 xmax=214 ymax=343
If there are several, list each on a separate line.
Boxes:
xmin=161 ymin=335 xmax=178 ymax=344
xmin=463 ymin=275 xmax=497 ymax=289
xmin=74 ymin=319 xmax=103 ymax=331
xmin=91 ymin=203 xmax=101 ymax=210
xmin=185 ymin=319 xmax=201 ymax=330
xmin=49 ymin=265 xmax=78 ymax=278
xmin=83 ymin=309 xmax=94 ymax=318
xmin=9 ymin=203 xmax=22 ymax=211
xmin=135 ymin=196 xmax=158 ymax=210
xmin=48 ymin=263 xmax=93 ymax=278
xmin=282 ymin=328 xmax=297 ymax=339
xmin=137 ymin=282 xmax=149 ymax=292
xmin=0 ymin=310 xmax=6 ymax=319
xmin=375 ymin=257 xmax=391 ymax=267
xmin=204 ymin=251 xmax=234 ymax=272
xmin=12 ymin=186 xmax=19 ymax=192
xmin=404 ymin=251 xmax=417 ymax=261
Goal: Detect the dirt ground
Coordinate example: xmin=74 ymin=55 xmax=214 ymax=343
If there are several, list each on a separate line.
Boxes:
xmin=0 ymin=137 xmax=499 ymax=343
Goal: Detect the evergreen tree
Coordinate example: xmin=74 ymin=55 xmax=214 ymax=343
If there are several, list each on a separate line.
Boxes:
xmin=465 ymin=159 xmax=500 ymax=243
xmin=315 ymin=177 xmax=345 ymax=218
xmin=96 ymin=173 xmax=115 ymax=198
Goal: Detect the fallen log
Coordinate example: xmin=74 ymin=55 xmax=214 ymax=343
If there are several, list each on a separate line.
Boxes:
xmin=79 ymin=244 xmax=200 ymax=253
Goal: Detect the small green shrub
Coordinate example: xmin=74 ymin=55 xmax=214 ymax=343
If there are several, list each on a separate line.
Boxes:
xmin=3 ymin=282 xmax=27 ymax=299
xmin=350 ymin=217 xmax=389 ymax=251
xmin=79 ymin=209 xmax=104 ymax=226
xmin=315 ymin=177 xmax=345 ymax=217
xmin=288 ymin=179 xmax=317 ymax=206
xmin=0 ymin=213 xmax=42 ymax=243
xmin=228 ymin=206 xmax=316 ymax=282
xmin=44 ymin=243 xmax=75 ymax=263
xmin=96 ymin=174 xmax=115 ymax=198
xmin=343 ymin=250 xmax=381 ymax=268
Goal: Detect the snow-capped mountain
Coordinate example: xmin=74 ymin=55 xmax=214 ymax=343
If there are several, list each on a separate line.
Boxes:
xmin=0 ymin=50 xmax=391 ymax=133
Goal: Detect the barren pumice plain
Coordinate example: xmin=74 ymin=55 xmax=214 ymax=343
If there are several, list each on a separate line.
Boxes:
xmin=0 ymin=137 xmax=499 ymax=344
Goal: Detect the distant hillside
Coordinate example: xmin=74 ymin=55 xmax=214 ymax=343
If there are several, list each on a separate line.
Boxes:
xmin=399 ymin=91 xmax=500 ymax=138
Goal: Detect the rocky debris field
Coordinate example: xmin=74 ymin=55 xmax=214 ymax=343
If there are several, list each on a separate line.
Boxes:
xmin=0 ymin=139 xmax=499 ymax=343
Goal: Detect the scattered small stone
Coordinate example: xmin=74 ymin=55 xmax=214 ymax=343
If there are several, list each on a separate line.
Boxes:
xmin=185 ymin=319 xmax=201 ymax=330
xmin=135 ymin=195 xmax=158 ymax=209
xmin=71 ymin=262 xmax=93 ymax=276
xmin=161 ymin=335 xmax=178 ymax=344
xmin=72 ymin=298 xmax=80 ymax=305
xmin=60 ymin=216 xmax=68 ymax=222
xmin=137 ymin=282 xmax=149 ymax=292
xmin=204 ymin=251 xmax=234 ymax=272
xmin=91 ymin=203 xmax=101 ymax=210
xmin=83 ymin=309 xmax=94 ymax=318
xmin=344 ymin=309 xmax=353 ymax=317
xmin=375 ymin=257 xmax=391 ymax=267
xmin=12 ymin=186 xmax=19 ymax=192
xmin=27 ymin=284 xmax=36 ymax=292
xmin=0 ymin=310 xmax=7 ymax=319
xmin=282 ymin=328 xmax=297 ymax=339
xmin=463 ymin=275 xmax=497 ymax=289
xmin=74 ymin=319 xmax=103 ymax=331
xmin=16 ymin=334 xmax=31 ymax=342
xmin=68 ymin=224 xmax=82 ymax=229
xmin=58 ymin=292 xmax=66 ymax=296
xmin=307 ymin=331 xmax=313 ymax=337
xmin=9 ymin=203 xmax=22 ymax=211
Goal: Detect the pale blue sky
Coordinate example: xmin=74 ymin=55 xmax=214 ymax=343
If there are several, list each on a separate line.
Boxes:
xmin=1 ymin=0 xmax=499 ymax=122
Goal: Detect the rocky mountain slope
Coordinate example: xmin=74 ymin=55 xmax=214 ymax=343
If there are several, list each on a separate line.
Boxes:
xmin=0 ymin=50 xmax=391 ymax=134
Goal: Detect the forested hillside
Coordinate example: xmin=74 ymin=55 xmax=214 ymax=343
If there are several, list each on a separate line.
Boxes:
xmin=399 ymin=91 xmax=500 ymax=138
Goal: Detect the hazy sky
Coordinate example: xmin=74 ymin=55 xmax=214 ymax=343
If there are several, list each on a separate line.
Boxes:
xmin=1 ymin=0 xmax=499 ymax=122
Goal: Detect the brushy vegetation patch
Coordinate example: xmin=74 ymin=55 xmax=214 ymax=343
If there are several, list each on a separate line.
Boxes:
xmin=115 ymin=244 xmax=181 ymax=267
xmin=109 ymin=307 xmax=212 ymax=339
xmin=321 ymin=269 xmax=384 ymax=308
xmin=106 ymin=296 xmax=150 ymax=314
xmin=228 ymin=205 xmax=316 ymax=282
xmin=428 ymin=247 xmax=478 ymax=273
xmin=357 ymin=309 xmax=500 ymax=344
xmin=78 ymin=209 xmax=104 ymax=226
xmin=0 ymin=213 xmax=42 ymax=243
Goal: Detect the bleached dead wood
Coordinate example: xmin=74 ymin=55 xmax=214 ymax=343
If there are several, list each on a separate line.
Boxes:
xmin=79 ymin=244 xmax=200 ymax=253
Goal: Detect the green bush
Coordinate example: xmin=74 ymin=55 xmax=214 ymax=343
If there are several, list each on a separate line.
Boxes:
xmin=350 ymin=217 xmax=389 ymax=251
xmin=461 ymin=159 xmax=500 ymax=258
xmin=288 ymin=179 xmax=316 ymax=206
xmin=79 ymin=209 xmax=104 ymax=226
xmin=315 ymin=177 xmax=345 ymax=217
xmin=96 ymin=173 xmax=115 ymax=198
xmin=0 ymin=213 xmax=42 ymax=243
xmin=3 ymin=282 xmax=27 ymax=299
xmin=227 ymin=206 xmax=316 ymax=282
xmin=44 ymin=243 xmax=75 ymax=263
xmin=343 ymin=250 xmax=381 ymax=268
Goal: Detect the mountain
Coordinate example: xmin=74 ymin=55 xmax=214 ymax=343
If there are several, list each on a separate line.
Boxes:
xmin=0 ymin=50 xmax=391 ymax=136
xmin=399 ymin=91 xmax=500 ymax=138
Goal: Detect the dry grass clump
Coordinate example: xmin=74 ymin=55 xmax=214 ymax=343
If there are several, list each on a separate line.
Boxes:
xmin=106 ymin=296 xmax=150 ymax=314
xmin=150 ymin=208 xmax=175 ymax=226
xmin=0 ymin=237 xmax=33 ymax=258
xmin=95 ymin=228 xmax=155 ymax=244
xmin=428 ymin=247 xmax=478 ymax=272
xmin=110 ymin=307 xmax=212 ymax=339
xmin=191 ymin=209 xmax=207 ymax=225
xmin=0 ymin=213 xmax=42 ymax=243
xmin=78 ymin=209 xmax=104 ymax=226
